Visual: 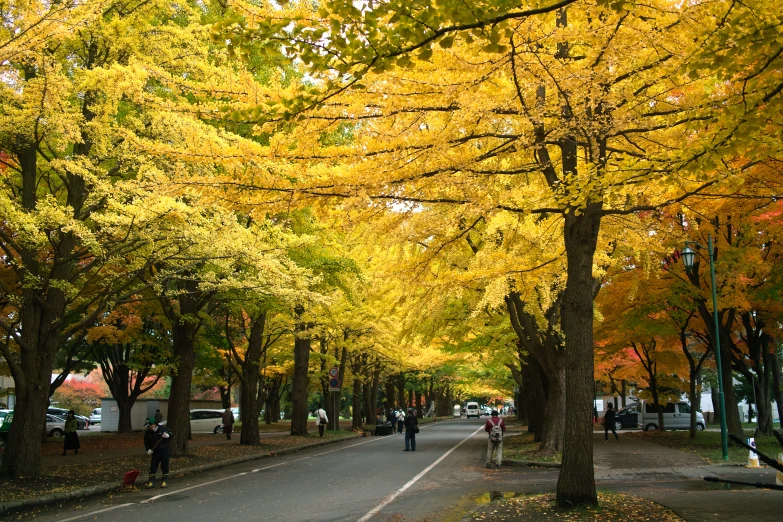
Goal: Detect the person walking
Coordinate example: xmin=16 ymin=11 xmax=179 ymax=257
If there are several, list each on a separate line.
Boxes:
xmin=403 ymin=408 xmax=418 ymax=451
xmin=144 ymin=417 xmax=172 ymax=489
xmin=314 ymin=403 xmax=328 ymax=437
xmin=222 ymin=407 xmax=235 ymax=440
xmin=62 ymin=410 xmax=80 ymax=456
xmin=154 ymin=408 xmax=164 ymax=424
xmin=396 ymin=408 xmax=405 ymax=434
xmin=484 ymin=410 xmax=505 ymax=468
xmin=603 ymin=403 xmax=619 ymax=442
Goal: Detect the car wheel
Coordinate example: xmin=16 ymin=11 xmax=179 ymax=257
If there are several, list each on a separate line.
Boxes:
xmin=696 ymin=423 xmax=705 ymax=431
xmin=50 ymin=428 xmax=64 ymax=437
xmin=214 ymin=425 xmax=224 ymax=435
xmin=644 ymin=424 xmax=657 ymax=431
xmin=614 ymin=421 xmax=623 ymax=431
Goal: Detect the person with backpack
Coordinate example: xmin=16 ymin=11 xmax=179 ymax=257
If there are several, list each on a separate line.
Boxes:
xmin=484 ymin=410 xmax=506 ymax=468
xmin=144 ymin=417 xmax=172 ymax=489
xmin=314 ymin=403 xmax=328 ymax=437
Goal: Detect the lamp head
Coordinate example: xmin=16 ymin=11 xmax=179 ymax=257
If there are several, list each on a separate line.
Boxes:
xmin=682 ymin=245 xmax=696 ymax=270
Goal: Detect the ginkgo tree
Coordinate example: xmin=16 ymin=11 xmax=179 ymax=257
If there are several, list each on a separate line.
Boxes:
xmin=226 ymin=0 xmax=783 ymax=507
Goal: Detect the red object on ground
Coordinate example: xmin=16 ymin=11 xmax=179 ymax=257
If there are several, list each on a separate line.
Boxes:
xmin=123 ymin=470 xmax=140 ymax=486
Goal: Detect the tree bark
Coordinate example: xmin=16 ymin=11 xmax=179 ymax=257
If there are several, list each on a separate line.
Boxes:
xmin=397 ymin=374 xmax=406 ymax=410
xmin=415 ymin=390 xmax=423 ymax=418
xmin=770 ymin=343 xmax=783 ymax=427
xmin=555 ymin=206 xmax=601 ymax=508
xmin=540 ymin=365 xmax=566 ymax=452
xmin=238 ymin=314 xmax=266 ymax=445
xmin=290 ymin=306 xmax=311 ymax=436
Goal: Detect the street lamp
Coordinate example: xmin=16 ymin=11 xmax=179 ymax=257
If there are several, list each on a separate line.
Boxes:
xmin=682 ymin=234 xmax=729 ymax=460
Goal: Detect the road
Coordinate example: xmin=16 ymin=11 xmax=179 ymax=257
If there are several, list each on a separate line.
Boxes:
xmin=26 ymin=418 xmax=540 ymax=522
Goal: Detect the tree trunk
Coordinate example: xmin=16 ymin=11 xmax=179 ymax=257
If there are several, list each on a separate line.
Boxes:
xmin=363 ymin=380 xmax=373 ymax=424
xmin=352 ymin=375 xmax=363 ymax=429
xmin=408 ymin=388 xmax=414 ymax=411
xmin=397 ymin=374 xmax=406 ymax=409
xmin=370 ymin=368 xmax=380 ymax=420
xmin=415 ymin=390 xmax=423 ymax=418
xmin=753 ymin=374 xmax=773 ymax=436
xmin=117 ymin=397 xmax=136 ymax=434
xmin=718 ymin=328 xmax=743 ymax=438
xmin=525 ymin=357 xmax=546 ymax=441
xmin=239 ymin=315 xmax=265 ymax=445
xmin=771 ymin=344 xmax=783 ymax=427
xmin=290 ymin=309 xmax=311 ymax=436
xmin=555 ymin=206 xmax=601 ymax=508
xmin=540 ymin=365 xmax=565 ymax=452
xmin=1 ymin=356 xmax=52 ymax=478
xmin=384 ymin=378 xmax=395 ymax=409
xmin=167 ymin=321 xmax=198 ymax=456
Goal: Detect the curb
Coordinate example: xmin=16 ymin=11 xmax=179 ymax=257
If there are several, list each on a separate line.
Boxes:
xmin=502 ymin=459 xmax=561 ymax=468
xmin=0 ymin=434 xmax=359 ymax=517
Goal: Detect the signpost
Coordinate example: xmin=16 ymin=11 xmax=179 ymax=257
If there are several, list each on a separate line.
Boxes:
xmin=328 ymin=367 xmax=340 ymax=431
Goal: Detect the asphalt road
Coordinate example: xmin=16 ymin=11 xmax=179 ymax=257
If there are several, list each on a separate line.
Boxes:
xmin=25 ymin=418 xmax=542 ymax=522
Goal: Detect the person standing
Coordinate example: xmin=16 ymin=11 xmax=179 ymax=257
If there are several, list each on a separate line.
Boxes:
xmin=403 ymin=408 xmax=418 ymax=451
xmin=154 ymin=408 xmax=164 ymax=424
xmin=396 ymin=408 xmax=405 ymax=434
xmin=484 ymin=410 xmax=505 ymax=468
xmin=603 ymin=403 xmax=619 ymax=442
xmin=144 ymin=417 xmax=172 ymax=488
xmin=387 ymin=408 xmax=397 ymax=433
xmin=62 ymin=410 xmax=80 ymax=456
xmin=222 ymin=407 xmax=235 ymax=440
xmin=314 ymin=403 xmax=328 ymax=437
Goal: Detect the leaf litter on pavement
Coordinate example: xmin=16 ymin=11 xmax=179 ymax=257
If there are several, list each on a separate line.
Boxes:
xmin=468 ymin=492 xmax=682 ymax=521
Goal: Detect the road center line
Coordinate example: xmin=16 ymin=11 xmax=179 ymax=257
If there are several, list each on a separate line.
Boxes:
xmin=356 ymin=425 xmax=484 ymax=522
xmin=54 ymin=424 xmax=442 ymax=521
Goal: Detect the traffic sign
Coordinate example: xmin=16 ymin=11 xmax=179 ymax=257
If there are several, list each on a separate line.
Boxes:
xmin=328 ymin=367 xmax=339 ymax=378
xmin=328 ymin=378 xmax=340 ymax=391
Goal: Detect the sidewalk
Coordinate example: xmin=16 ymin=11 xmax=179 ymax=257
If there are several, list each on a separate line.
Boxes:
xmin=40 ymin=431 xmax=287 ymax=469
xmin=593 ymin=433 xmax=782 ymax=521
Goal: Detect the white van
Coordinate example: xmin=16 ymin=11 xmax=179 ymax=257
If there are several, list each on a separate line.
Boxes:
xmin=453 ymin=404 xmax=461 ymax=418
xmin=639 ymin=401 xmax=705 ymax=431
xmin=465 ymin=402 xmax=480 ymax=419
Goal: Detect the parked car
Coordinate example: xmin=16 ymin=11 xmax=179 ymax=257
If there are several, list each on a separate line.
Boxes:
xmin=481 ymin=406 xmax=492 ymax=416
xmin=465 ymin=402 xmax=480 ymax=419
xmin=0 ymin=410 xmax=12 ymax=441
xmin=45 ymin=414 xmax=67 ymax=437
xmin=189 ymin=409 xmax=227 ymax=434
xmin=47 ymin=407 xmax=89 ymax=430
xmin=0 ymin=411 xmax=74 ymax=438
xmin=615 ymin=401 xmax=705 ymax=431
xmin=90 ymin=408 xmax=101 ymax=425
xmin=453 ymin=404 xmax=461 ymax=418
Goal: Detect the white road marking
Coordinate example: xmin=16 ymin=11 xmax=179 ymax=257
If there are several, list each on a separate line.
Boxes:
xmin=356 ymin=425 xmax=484 ymax=522
xmin=57 ymin=429 xmax=397 ymax=520
xmin=59 ymin=504 xmax=134 ymax=522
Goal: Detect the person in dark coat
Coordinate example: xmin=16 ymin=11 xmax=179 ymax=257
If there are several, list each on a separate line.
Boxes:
xmin=154 ymin=409 xmax=164 ymax=424
xmin=62 ymin=410 xmax=80 ymax=456
xmin=403 ymin=408 xmax=418 ymax=451
xmin=603 ymin=403 xmax=619 ymax=442
xmin=222 ymin=408 xmax=234 ymax=440
xmin=387 ymin=409 xmax=397 ymax=434
xmin=144 ymin=417 xmax=172 ymax=488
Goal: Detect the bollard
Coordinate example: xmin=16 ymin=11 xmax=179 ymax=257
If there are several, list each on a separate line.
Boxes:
xmin=746 ymin=437 xmax=761 ymax=469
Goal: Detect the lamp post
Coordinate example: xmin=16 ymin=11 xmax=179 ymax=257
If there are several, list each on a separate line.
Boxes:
xmin=682 ymin=234 xmax=729 ymax=460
